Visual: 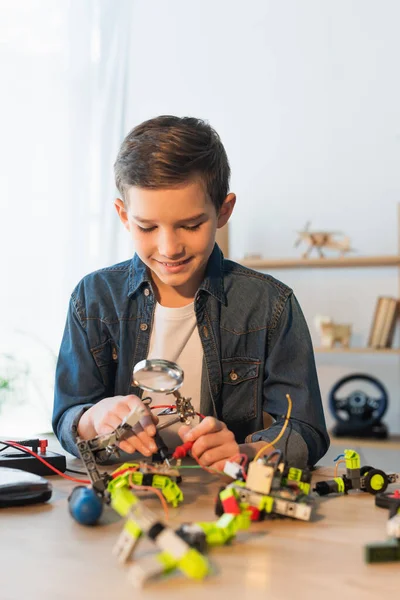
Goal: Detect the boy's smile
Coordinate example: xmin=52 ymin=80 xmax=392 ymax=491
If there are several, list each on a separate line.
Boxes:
xmin=115 ymin=180 xmax=235 ymax=306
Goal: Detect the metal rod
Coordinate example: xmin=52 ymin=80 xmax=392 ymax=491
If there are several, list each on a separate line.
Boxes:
xmin=156 ymin=416 xmax=182 ymax=431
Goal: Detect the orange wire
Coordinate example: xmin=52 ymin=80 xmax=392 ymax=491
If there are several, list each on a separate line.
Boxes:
xmin=190 ymin=449 xmax=224 ymax=475
xmin=5 ymin=441 xmax=90 ymax=484
xmin=334 ymin=458 xmax=346 ymax=478
xmin=111 ymin=466 xmax=139 ymax=479
xmin=227 ymin=452 xmax=248 ymax=480
xmin=127 ymin=472 xmax=169 ymax=521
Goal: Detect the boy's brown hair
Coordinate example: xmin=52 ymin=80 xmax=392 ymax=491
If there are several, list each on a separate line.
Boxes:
xmin=114 ymin=115 xmax=231 ymax=211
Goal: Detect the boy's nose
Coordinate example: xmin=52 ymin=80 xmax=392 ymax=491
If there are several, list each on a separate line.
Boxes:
xmin=158 ymin=231 xmax=184 ymax=258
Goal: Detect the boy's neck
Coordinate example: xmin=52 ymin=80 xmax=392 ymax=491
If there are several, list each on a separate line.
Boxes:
xmin=150 ymin=270 xmax=204 ymax=308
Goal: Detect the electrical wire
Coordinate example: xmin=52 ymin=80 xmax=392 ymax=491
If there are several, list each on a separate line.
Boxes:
xmin=284 ymin=420 xmax=293 ymax=461
xmin=65 ymin=468 xmax=88 ymax=475
xmin=334 ymin=459 xmax=346 ymax=478
xmin=1 ymin=440 xmax=90 ymax=484
xmin=127 ymin=472 xmax=169 ymax=521
xmin=0 ymin=442 xmax=33 ymax=457
xmin=253 ymin=394 xmax=293 ymax=462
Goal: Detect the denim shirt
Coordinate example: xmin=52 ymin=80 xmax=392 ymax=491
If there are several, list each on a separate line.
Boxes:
xmin=53 ymin=244 xmax=329 ymax=466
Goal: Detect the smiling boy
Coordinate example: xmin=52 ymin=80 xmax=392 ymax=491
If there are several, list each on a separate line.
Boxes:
xmin=53 ymin=116 xmax=329 ymax=470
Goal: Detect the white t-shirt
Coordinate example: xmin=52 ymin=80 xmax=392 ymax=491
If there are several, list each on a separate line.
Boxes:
xmin=146 ymin=301 xmax=203 ymax=449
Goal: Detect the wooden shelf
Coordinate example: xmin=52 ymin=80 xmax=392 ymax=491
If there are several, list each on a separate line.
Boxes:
xmin=236 ymin=255 xmax=400 ymax=269
xmin=315 ymin=347 xmax=400 ymax=354
xmin=330 ymin=434 xmax=400 ymax=450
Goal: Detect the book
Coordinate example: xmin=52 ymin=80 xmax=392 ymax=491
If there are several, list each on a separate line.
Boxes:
xmin=368 ymin=297 xmax=386 ymax=348
xmin=379 ymin=298 xmax=399 ymax=348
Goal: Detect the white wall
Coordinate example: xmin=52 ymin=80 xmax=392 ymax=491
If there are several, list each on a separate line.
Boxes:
xmin=124 ymin=0 xmax=400 ymax=433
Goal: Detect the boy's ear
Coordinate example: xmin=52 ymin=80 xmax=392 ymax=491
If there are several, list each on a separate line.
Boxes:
xmin=114 ymin=198 xmax=131 ymax=232
xmin=217 ymin=193 xmax=236 ymax=229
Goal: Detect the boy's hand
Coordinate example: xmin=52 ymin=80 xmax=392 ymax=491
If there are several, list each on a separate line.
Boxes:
xmin=77 ymin=395 xmax=159 ymax=457
xmin=178 ymin=417 xmax=239 ymax=472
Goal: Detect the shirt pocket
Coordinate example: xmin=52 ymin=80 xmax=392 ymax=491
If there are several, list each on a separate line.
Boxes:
xmin=90 ymin=339 xmax=119 ymax=390
xmin=220 ymin=358 xmax=260 ymax=423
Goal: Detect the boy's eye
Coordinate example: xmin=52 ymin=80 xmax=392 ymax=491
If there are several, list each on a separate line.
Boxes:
xmin=183 ymin=223 xmax=201 ymax=231
xmin=137 ymin=225 xmax=157 ymax=233
xmin=137 ymin=223 xmax=202 ymax=233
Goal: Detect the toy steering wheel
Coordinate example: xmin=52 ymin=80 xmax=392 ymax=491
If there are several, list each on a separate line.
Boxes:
xmin=329 ymin=374 xmax=388 ymax=428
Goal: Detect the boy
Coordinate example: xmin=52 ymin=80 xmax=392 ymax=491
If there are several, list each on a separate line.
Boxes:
xmin=52 ymin=115 xmax=329 ymax=470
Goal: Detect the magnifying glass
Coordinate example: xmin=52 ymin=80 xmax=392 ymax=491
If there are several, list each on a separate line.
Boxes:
xmin=133 ymin=359 xmax=194 ymax=431
xmin=133 ymin=359 xmax=184 ymax=394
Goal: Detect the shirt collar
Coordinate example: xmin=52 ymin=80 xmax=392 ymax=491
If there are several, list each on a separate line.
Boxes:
xmin=128 ymin=243 xmax=227 ymax=305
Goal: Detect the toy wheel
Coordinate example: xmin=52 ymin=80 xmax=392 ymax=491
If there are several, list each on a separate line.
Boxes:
xmin=363 ymin=469 xmax=389 ymax=495
xmin=360 ymin=466 xmax=373 ymax=492
xmin=375 ymin=490 xmax=400 ymax=510
xmin=329 ymin=374 xmax=388 ymax=429
xmin=360 ymin=465 xmax=373 ymax=476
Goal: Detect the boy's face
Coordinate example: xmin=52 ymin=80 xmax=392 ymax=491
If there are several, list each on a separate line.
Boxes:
xmin=115 ymin=180 xmax=235 ymax=301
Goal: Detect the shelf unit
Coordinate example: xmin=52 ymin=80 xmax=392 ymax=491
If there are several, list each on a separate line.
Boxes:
xmin=315 ymin=347 xmax=400 ymax=354
xmin=236 ymin=255 xmax=400 ymax=270
xmin=215 ymin=206 xmax=400 ymax=353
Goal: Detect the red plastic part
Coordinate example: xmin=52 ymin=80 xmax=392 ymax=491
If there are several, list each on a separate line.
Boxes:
xmin=172 ymin=441 xmax=194 ymax=459
xmin=248 ymin=505 xmax=261 ymax=521
xmin=221 ymin=495 xmax=241 ymax=515
xmin=39 ymin=439 xmax=48 ymax=454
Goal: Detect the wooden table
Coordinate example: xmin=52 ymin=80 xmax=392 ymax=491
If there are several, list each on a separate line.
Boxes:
xmin=1 ymin=459 xmax=399 ymax=600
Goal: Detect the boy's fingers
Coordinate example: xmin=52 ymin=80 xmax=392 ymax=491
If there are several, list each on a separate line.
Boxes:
xmin=182 ymin=417 xmax=224 ymax=442
xmin=210 ymin=459 xmax=229 ymax=473
xmin=130 ymin=428 xmax=158 ymax=454
xmin=178 ymin=425 xmax=192 ymax=441
xmin=97 ymin=414 xmax=122 ymax=435
xmin=118 ymin=438 xmax=152 ymax=457
xmin=125 ymin=395 xmax=156 ymax=436
xmin=191 ymin=431 xmax=229 ymax=457
xmin=192 ymin=439 xmax=238 ymax=467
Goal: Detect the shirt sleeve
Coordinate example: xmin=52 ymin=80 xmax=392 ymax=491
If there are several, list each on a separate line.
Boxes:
xmin=250 ymin=292 xmax=330 ymax=467
xmin=52 ymin=293 xmax=106 ymax=457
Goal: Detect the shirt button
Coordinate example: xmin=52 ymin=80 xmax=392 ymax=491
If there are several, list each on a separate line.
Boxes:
xmin=140 ymin=323 xmax=148 ymax=331
xmin=144 ymin=288 xmax=150 ymax=297
xmin=229 ymin=370 xmax=238 ymax=381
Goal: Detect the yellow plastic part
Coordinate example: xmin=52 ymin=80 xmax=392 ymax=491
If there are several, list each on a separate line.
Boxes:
xmin=344 ymin=449 xmax=360 ymax=470
xmin=110 ymin=486 xmax=139 ymax=517
xmin=178 ymin=548 xmax=210 ymax=580
xmin=107 ymin=463 xmax=184 ymax=507
xmin=333 ymin=477 xmax=345 ymax=494
xmin=369 ymin=473 xmax=385 ymax=491
xmin=258 ymin=495 xmax=274 ymax=513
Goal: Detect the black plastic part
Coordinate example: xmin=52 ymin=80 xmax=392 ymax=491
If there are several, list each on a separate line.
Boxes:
xmin=314 ymin=481 xmax=331 ymax=496
xmin=365 ymin=542 xmax=400 ymax=563
xmin=148 ymin=522 xmax=166 ymax=541
xmin=175 ymin=525 xmax=207 ymax=553
xmin=0 ymin=450 xmax=67 ymax=476
xmin=142 ymin=473 xmax=154 ymax=487
xmin=153 ymin=431 xmax=171 ymax=462
xmin=215 ymin=486 xmax=225 ymax=516
xmin=375 ymin=491 xmax=400 ymax=510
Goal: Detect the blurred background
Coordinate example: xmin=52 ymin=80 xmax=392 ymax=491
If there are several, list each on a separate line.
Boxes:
xmin=0 ymin=0 xmax=399 ymax=439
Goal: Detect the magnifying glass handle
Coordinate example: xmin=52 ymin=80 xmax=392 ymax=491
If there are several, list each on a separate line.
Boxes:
xmin=156 ymin=416 xmax=181 ymax=431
